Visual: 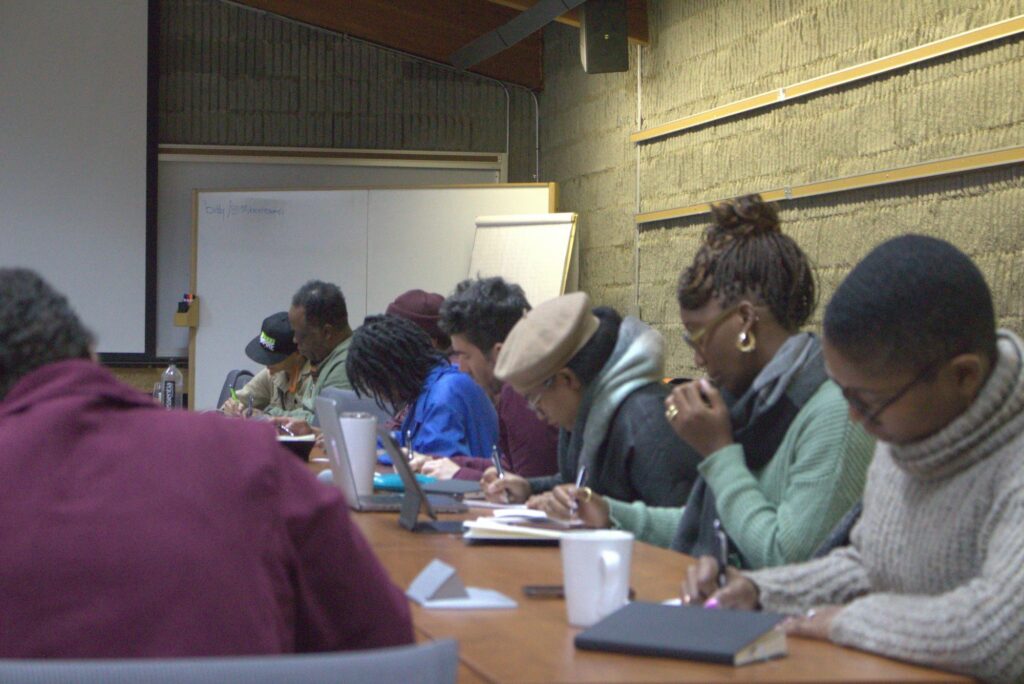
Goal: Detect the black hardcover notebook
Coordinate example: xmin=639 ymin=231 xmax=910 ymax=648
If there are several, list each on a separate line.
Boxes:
xmin=575 ymin=602 xmax=787 ymax=666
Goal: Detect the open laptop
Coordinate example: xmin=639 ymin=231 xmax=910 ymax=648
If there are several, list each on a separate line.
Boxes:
xmin=315 ymin=396 xmax=465 ymax=514
xmin=381 ymin=428 xmax=468 ymax=534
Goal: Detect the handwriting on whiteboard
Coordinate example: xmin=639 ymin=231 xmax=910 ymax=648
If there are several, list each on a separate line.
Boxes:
xmin=203 ymin=199 xmax=286 ymax=219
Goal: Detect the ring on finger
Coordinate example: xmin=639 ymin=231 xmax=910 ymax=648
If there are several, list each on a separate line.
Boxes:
xmin=665 ymin=404 xmax=679 ymax=420
xmin=578 ymin=486 xmax=593 ymax=503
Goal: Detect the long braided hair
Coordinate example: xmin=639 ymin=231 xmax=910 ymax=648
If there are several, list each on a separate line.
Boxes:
xmin=346 ymin=314 xmax=446 ymax=413
xmin=677 ymin=194 xmax=816 ymax=331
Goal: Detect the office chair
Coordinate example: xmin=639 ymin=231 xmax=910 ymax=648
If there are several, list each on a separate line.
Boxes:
xmin=215 ymin=369 xmax=255 ymax=408
xmin=0 ymin=639 xmax=458 ymax=684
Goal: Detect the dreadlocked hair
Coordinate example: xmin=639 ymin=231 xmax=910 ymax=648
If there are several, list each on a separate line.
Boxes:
xmin=676 ymin=194 xmax=816 ymax=331
xmin=346 ymin=314 xmax=447 ymax=413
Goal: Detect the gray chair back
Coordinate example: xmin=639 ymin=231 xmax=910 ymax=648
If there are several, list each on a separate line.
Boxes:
xmin=0 ymin=639 xmax=458 ymax=684
xmin=215 ymin=369 xmax=255 ymax=408
xmin=315 ymin=387 xmax=393 ymax=428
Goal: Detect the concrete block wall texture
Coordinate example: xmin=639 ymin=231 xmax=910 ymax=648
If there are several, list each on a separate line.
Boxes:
xmin=158 ymin=0 xmax=538 ymax=181
xmin=539 ymin=0 xmax=1024 ymax=377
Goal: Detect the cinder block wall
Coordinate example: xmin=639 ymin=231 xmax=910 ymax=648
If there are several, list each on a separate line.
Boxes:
xmin=540 ymin=0 xmax=1024 ymax=377
xmin=159 ymin=0 xmax=537 ymax=181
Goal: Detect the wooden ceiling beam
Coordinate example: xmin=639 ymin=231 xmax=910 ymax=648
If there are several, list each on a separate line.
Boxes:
xmin=486 ymin=0 xmax=649 ymax=44
xmin=235 ymin=0 xmax=543 ymax=89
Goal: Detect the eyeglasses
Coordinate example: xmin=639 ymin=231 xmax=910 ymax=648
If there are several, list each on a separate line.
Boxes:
xmin=834 ymin=361 xmax=939 ymax=424
xmin=682 ymin=304 xmax=742 ymax=352
xmin=525 ymin=375 xmax=556 ymax=412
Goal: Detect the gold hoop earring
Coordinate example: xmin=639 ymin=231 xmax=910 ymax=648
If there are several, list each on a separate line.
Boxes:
xmin=737 ymin=330 xmax=756 ymax=353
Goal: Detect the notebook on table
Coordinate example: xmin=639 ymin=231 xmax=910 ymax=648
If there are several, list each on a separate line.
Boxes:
xmin=315 ymin=396 xmax=465 ymax=514
xmin=574 ymin=602 xmax=787 ymax=666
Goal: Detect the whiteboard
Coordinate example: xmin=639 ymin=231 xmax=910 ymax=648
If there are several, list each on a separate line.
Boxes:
xmin=192 ymin=184 xmax=555 ymax=409
xmin=158 ymin=148 xmax=504 ymax=356
xmin=0 ymin=0 xmax=149 ymax=354
xmin=469 ymin=213 xmax=578 ymax=307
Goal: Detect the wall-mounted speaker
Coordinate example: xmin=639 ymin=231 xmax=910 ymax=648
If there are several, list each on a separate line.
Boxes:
xmin=579 ymin=0 xmax=628 ymax=74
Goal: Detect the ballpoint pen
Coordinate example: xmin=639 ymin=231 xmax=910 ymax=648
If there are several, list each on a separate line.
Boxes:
xmin=713 ymin=518 xmax=729 ymax=587
xmin=703 ymin=519 xmax=730 ymax=609
xmin=570 ymin=464 xmax=587 ymax=519
xmin=490 ymin=444 xmax=505 ymax=479
xmin=277 ymin=423 xmax=294 ymax=436
xmin=229 ymin=387 xmax=240 ymax=403
xmin=245 ymin=393 xmax=254 ymax=418
xmin=491 ymin=444 xmax=509 ymax=503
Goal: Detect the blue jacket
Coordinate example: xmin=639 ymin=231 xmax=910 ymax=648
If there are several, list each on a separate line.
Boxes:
xmin=399 ymin=363 xmax=498 ymax=459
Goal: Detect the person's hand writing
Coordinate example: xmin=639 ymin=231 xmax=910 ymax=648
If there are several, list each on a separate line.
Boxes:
xmin=480 ymin=467 xmax=499 ymax=487
xmin=681 ymin=556 xmax=759 ymax=609
xmin=483 ymin=472 xmax=531 ymax=503
xmin=551 ymin=484 xmax=611 ymax=527
xmin=407 ymin=453 xmax=430 ymax=472
xmin=526 ymin=491 xmax=572 ymax=519
xmin=270 ymin=417 xmax=314 ymax=435
xmin=782 ymin=606 xmax=841 ymax=641
xmin=221 ymin=399 xmax=244 ymax=417
xmin=665 ymin=379 xmax=733 ymax=457
xmin=420 ymin=457 xmax=461 ymax=480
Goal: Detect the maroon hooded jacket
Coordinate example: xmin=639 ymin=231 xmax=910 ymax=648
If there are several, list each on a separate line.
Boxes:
xmin=0 ymin=359 xmax=412 ymax=657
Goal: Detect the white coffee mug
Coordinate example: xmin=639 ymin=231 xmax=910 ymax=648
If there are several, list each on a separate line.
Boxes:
xmin=560 ymin=530 xmax=634 ymax=627
xmin=340 ymin=412 xmax=376 ymax=497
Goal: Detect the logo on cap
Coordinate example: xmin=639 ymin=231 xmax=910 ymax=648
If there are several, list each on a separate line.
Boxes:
xmin=259 ymin=331 xmax=277 ymax=351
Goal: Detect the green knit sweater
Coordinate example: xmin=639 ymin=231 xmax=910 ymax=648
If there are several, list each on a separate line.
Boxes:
xmin=606 ymin=381 xmax=874 ymax=569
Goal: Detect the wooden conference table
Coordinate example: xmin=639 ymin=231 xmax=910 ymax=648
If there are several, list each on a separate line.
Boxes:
xmin=352 ymin=511 xmax=970 ymax=684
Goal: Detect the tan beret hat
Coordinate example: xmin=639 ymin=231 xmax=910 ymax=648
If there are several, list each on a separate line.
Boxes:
xmin=494 ymin=291 xmax=600 ymax=394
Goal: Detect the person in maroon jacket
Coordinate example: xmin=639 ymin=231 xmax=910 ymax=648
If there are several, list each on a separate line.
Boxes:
xmin=0 ymin=269 xmax=413 ymax=657
xmin=423 ymin=277 xmax=559 ymax=482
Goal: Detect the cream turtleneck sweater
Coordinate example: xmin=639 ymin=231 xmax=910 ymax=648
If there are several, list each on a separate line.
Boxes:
xmin=746 ymin=330 xmax=1024 ymax=683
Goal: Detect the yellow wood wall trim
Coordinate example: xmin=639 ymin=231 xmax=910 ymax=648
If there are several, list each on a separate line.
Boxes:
xmin=631 ymin=15 xmax=1024 ymax=144
xmin=636 ymin=145 xmax=1024 ymax=224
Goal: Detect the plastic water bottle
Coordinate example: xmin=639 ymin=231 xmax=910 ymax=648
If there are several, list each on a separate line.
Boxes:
xmin=161 ymin=363 xmax=184 ymax=409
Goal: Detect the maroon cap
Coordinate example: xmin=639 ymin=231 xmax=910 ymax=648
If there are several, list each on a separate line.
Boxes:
xmin=385 ymin=289 xmax=446 ymax=343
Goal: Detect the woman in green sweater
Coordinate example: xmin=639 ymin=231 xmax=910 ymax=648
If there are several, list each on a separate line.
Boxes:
xmin=558 ymin=194 xmax=874 ymax=570
xmin=686 ymin=235 xmax=1024 ymax=683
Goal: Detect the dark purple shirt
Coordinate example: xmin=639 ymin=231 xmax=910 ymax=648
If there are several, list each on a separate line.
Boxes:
xmin=0 ymin=360 xmax=413 ymax=657
xmin=451 ymin=383 xmax=559 ymax=481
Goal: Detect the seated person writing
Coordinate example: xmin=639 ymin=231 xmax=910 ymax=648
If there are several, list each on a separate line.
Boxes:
xmin=484 ymin=292 xmax=699 ymax=511
xmin=407 ymin=276 xmax=559 ymax=481
xmin=346 ymin=315 xmax=498 ymax=464
xmin=0 ymin=269 xmax=412 ymax=656
xmin=684 ymin=235 xmax=1024 ymax=683
xmin=557 ymin=195 xmax=873 ymax=570
xmin=221 ymin=311 xmax=312 ymax=417
xmin=275 ymin=279 xmax=354 ymax=424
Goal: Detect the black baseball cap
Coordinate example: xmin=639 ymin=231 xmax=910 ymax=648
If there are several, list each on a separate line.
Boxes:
xmin=245 ymin=312 xmax=299 ymax=365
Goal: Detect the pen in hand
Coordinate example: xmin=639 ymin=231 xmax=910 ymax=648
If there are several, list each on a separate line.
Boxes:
xmin=713 ymin=518 xmax=729 ymax=587
xmin=229 ymin=387 xmax=240 ymax=403
xmin=490 ymin=444 xmax=509 ymax=503
xmin=703 ymin=519 xmax=730 ymax=609
xmin=245 ymin=394 xmax=254 ymax=418
xmin=277 ymin=423 xmax=294 ymax=436
xmin=570 ymin=464 xmax=588 ymax=520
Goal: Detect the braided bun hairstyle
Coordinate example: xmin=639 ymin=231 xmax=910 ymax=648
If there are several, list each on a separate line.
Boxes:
xmin=676 ymin=194 xmax=816 ymax=331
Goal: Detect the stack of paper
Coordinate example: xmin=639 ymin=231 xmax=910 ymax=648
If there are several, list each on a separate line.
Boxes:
xmin=462 ymin=512 xmax=585 ymax=544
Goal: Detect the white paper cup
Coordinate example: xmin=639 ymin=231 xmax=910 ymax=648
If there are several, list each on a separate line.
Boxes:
xmin=560 ymin=530 xmax=634 ymax=627
xmin=339 ymin=412 xmax=376 ymax=497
